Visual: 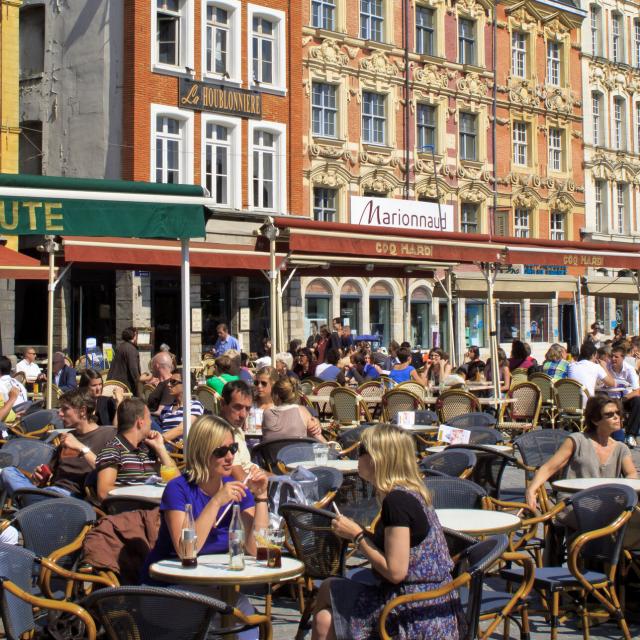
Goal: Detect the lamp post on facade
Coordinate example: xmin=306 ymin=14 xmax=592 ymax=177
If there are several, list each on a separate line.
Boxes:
xmin=618 ymin=269 xmax=640 ymax=334
xmin=259 ymin=219 xmax=280 ymax=363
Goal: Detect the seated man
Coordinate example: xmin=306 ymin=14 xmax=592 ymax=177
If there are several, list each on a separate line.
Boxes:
xmin=0 ymin=389 xmax=115 ymax=498
xmin=49 ymin=351 xmax=77 ymax=392
xmin=608 ymin=345 xmax=640 ymax=448
xmin=0 ymin=356 xmax=28 ymax=406
xmin=96 ymin=398 xmax=176 ymax=501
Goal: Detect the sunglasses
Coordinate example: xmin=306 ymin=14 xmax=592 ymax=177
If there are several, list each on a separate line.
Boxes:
xmin=212 ymin=442 xmax=239 ymax=458
xmin=358 ymin=443 xmax=368 ymax=457
xmin=602 ymin=410 xmax=621 ymax=419
xmin=254 ymin=380 xmax=270 ymax=387
xmin=167 ymin=378 xmax=182 ymax=387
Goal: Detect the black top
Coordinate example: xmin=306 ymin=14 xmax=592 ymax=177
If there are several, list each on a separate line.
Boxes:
xmin=95 ymin=396 xmax=117 ymax=426
xmin=371 ymin=489 xmax=430 ymax=550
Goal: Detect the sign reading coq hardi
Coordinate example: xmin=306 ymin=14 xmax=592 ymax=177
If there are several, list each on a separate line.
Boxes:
xmin=179 ymin=78 xmax=262 ymax=119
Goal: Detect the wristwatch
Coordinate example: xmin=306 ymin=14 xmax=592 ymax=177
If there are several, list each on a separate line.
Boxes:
xmin=79 ymin=446 xmax=91 ymax=457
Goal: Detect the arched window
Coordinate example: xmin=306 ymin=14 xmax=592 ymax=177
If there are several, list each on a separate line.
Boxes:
xmin=305 ymin=279 xmax=332 ymax=340
xmin=369 ymin=281 xmax=393 ymax=346
xmin=410 ymin=287 xmax=431 ymax=348
xmin=340 ymin=280 xmax=361 ymax=335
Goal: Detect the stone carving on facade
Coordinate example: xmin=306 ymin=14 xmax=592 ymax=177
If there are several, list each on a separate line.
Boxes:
xmin=302 ymin=36 xmax=314 ymax=48
xmin=361 ymin=172 xmax=395 ymax=194
xmin=549 ymin=194 xmax=572 ymax=214
xmin=416 ymin=182 xmax=440 ymax=200
xmin=311 ymin=165 xmax=350 ymax=188
xmin=308 ymin=39 xmax=349 ymax=67
xmin=543 ymin=87 xmax=575 ymax=115
xmin=542 ymin=18 xmax=570 ymax=43
xmin=508 ymin=78 xmax=539 ymax=107
xmin=414 ymin=64 xmax=449 ymax=89
xmin=532 ymin=175 xmax=542 ymax=188
xmin=458 ymin=186 xmax=487 ymax=203
xmin=455 ymin=0 xmax=488 ymax=18
xmin=456 ymin=72 xmax=488 ymax=98
xmin=513 ymin=191 xmax=536 ymax=209
xmin=359 ymin=51 xmax=398 ymax=77
xmin=506 ymin=6 xmax=538 ymax=33
xmin=359 ymin=150 xmax=399 ymax=167
xmin=309 ymin=144 xmax=354 ymax=166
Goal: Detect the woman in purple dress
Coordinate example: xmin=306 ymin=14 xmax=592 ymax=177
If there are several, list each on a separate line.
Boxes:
xmin=312 ymin=424 xmax=462 ymax=640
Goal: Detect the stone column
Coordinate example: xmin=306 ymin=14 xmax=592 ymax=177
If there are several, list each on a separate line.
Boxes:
xmin=190 ymin=273 xmax=202 ymax=363
xmin=234 ymin=277 xmax=249 ymax=354
xmin=0 ymin=279 xmax=15 ymax=356
xmin=115 ymin=270 xmax=152 ymax=371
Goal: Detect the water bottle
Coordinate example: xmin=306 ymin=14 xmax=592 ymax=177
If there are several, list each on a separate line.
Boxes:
xmin=180 ymin=503 xmax=197 ymax=568
xmin=228 ymin=504 xmax=245 ymax=570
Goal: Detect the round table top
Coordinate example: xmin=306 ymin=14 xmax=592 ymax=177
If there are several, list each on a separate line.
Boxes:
xmin=552 ymin=478 xmax=640 ymax=493
xmin=149 ymin=554 xmax=304 ymax=586
xmin=477 ymin=397 xmax=517 ymax=406
xmin=435 ymin=509 xmax=521 ymax=535
xmin=427 ymin=444 xmax=513 ymax=454
xmin=289 ymin=459 xmax=360 ymax=473
xmin=108 ymin=484 xmax=165 ymax=502
xmin=397 ymin=424 xmax=438 ymax=433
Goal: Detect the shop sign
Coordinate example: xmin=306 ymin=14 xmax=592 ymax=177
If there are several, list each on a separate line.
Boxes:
xmin=375 ymin=241 xmax=432 ymax=257
xmin=561 ymin=254 xmax=604 ymax=267
xmin=350 ymin=196 xmax=454 ymax=233
xmin=179 ymin=78 xmax=262 ymax=119
xmin=524 ymin=264 xmax=568 ymax=276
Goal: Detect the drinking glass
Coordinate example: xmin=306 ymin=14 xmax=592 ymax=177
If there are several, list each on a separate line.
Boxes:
xmin=255 ymin=527 xmax=269 ymax=563
xmin=160 ymin=465 xmax=180 ymax=483
xmin=266 ymin=529 xmax=284 ymax=568
xmin=313 ymin=443 xmax=329 ymax=466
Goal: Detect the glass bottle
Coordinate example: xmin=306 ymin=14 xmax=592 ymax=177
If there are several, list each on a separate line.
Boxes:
xmin=228 ymin=504 xmax=245 ymax=570
xmin=180 ymin=503 xmax=197 ymax=568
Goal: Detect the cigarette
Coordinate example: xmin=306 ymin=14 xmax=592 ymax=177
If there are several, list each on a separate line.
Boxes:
xmin=332 ymin=503 xmax=341 ymax=517
xmin=214 ymin=467 xmax=254 ymax=527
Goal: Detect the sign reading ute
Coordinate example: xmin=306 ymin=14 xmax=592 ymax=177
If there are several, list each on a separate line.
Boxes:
xmin=350 ymin=196 xmax=454 ymax=232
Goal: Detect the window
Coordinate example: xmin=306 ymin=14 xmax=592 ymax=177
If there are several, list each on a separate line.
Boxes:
xmin=499 ymin=303 xmax=521 ymax=342
xmin=248 ymin=6 xmax=285 ymax=90
xmin=530 ymin=304 xmax=549 ymax=343
xmin=461 ymin=203 xmax=478 ymax=233
xmin=636 ymin=102 xmax=640 ymax=151
xmin=612 ymin=13 xmax=623 ymax=63
xmin=512 ymin=121 xmax=527 ymax=165
xmin=616 ymin=183 xmax=626 ymax=234
xmin=18 ymin=120 xmax=42 ymax=175
xmin=312 ymin=0 xmax=335 ymax=31
xmin=459 ymin=19 xmax=476 ymax=65
xmin=312 ymin=83 xmax=337 ymax=138
xmin=635 ymin=20 xmax=640 ymax=67
xmin=614 ymin=98 xmax=625 ymax=150
xmin=204 ymin=122 xmax=231 ymax=205
xmin=157 ymin=0 xmax=181 ymax=66
xmin=155 ymin=116 xmax=182 ymax=184
xmin=360 ymin=0 xmax=383 ymax=42
xmin=205 ymin=5 xmax=230 ymax=75
xmin=252 ymin=16 xmax=274 ymax=84
xmin=550 ymin=211 xmax=565 ymax=240
xmin=417 ymin=104 xmax=436 ymax=152
xmin=592 ymin=92 xmax=601 ymax=146
xmin=459 ymin=112 xmax=477 ymax=161
xmin=313 ymin=188 xmax=337 ymax=222
xmin=19 ymin=5 xmax=45 ymax=78
xmin=249 ymin=122 xmax=285 ymax=210
xmin=362 ymin=92 xmax=385 ymax=145
xmin=590 ymin=5 xmax=600 ymax=55
xmin=546 ymin=41 xmax=560 ymax=85
xmin=416 ymin=6 xmax=435 ymax=56
xmin=511 ymin=32 xmax=526 ymax=78
xmin=594 ymin=180 xmax=605 ymax=233
xmin=548 ymin=127 xmax=562 ymax=171
xmin=514 ymin=208 xmax=529 ymax=238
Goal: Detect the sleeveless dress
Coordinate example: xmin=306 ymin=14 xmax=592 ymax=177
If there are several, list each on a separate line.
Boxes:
xmin=329 ymin=487 xmax=462 ymax=639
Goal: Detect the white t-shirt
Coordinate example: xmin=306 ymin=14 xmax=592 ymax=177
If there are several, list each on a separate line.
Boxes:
xmin=0 ymin=375 xmax=28 ymax=405
xmin=15 ymin=359 xmax=41 ymax=381
xmin=567 ymin=360 xmax=607 ymax=396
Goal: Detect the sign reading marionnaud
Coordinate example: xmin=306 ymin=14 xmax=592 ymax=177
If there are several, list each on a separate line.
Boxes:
xmin=179 ymin=78 xmax=262 ymax=119
xmin=350 ymin=196 xmax=454 ymax=233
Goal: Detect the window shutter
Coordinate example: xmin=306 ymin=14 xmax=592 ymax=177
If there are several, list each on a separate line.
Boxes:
xmin=494 ymin=211 xmax=508 ymax=237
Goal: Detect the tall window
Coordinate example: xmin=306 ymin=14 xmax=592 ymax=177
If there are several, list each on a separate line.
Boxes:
xmin=511 ymin=32 xmax=526 ymax=77
xmin=550 ymin=211 xmax=565 ymax=240
xmin=416 ymin=6 xmax=435 ymax=55
xmin=459 ymin=112 xmax=477 ymax=161
xmin=155 ymin=116 xmax=182 ymax=183
xmin=417 ymin=104 xmax=436 ymax=152
xmin=461 ymin=203 xmax=478 ymax=233
xmin=312 ymin=83 xmax=337 ymax=138
xmin=590 ymin=5 xmax=600 ymax=55
xmin=514 ymin=208 xmax=529 ymax=238
xmin=313 ymin=188 xmax=337 ymax=222
xmin=592 ymin=93 xmax=601 ymax=146
xmin=612 ymin=13 xmax=623 ymax=63
xmin=614 ymin=98 xmax=625 ymax=150
xmin=548 ymin=128 xmax=562 ymax=171
xmin=252 ymin=129 xmax=275 ymax=209
xmin=546 ymin=41 xmax=560 ymax=85
xmin=512 ymin=121 xmax=527 ymax=165
xmin=360 ymin=0 xmax=383 ymax=42
xmin=312 ymin=0 xmax=335 ymax=31
xmin=616 ymin=183 xmax=626 ymax=234
xmin=636 ymin=102 xmax=640 ymax=151
xmin=157 ymin=0 xmax=181 ymax=66
xmin=362 ymin=92 xmax=385 ymax=144
xmin=206 ymin=5 xmax=229 ymax=75
xmin=458 ymin=19 xmax=475 ymax=65
xmin=252 ymin=16 xmax=274 ymax=84
xmin=594 ymin=180 xmax=605 ymax=233
xmin=204 ymin=122 xmax=230 ymax=205
xmin=635 ymin=20 xmax=640 ymax=66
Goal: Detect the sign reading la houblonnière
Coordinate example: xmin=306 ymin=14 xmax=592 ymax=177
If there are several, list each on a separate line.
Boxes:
xmin=179 ymin=78 xmax=262 ymax=119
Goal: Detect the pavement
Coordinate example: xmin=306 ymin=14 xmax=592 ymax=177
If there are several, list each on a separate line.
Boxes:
xmin=249 ymin=445 xmax=640 ymax=639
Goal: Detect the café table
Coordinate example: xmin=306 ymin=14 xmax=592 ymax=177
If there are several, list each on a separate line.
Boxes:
xmin=397 ymin=424 xmax=439 ymax=434
xmin=108 ymin=484 xmax=165 ymax=503
xmin=287 ymin=459 xmax=360 ymax=473
xmin=435 ymin=508 xmax=521 ymax=535
xmin=306 ymin=394 xmax=382 ymax=405
xmin=426 ymin=444 xmax=513 ymax=454
xmin=477 ymin=397 xmax=517 ymax=407
xmin=552 ymin=478 xmax=640 ymax=494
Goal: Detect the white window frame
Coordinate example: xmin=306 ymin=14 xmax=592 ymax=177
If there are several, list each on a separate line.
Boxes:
xmin=417 ymin=104 xmax=437 ymax=153
xmin=311 ymin=0 xmax=336 ymax=31
xmin=362 ymin=91 xmax=386 ymax=145
xmin=152 ymin=0 xmax=195 ymax=74
xmin=636 ymin=102 xmax=640 ymax=153
xmin=635 ymin=19 xmax=640 ymax=67
xmin=416 ymin=5 xmax=435 ymax=56
xmin=201 ymin=114 xmax=241 ymax=209
xmin=360 ymin=0 xmax=384 ymax=42
xmin=616 ymin=183 xmax=626 ymax=235
xmin=201 ymin=0 xmax=241 ymax=83
xmin=592 ymin=92 xmax=601 ymax=146
xmin=590 ymin=5 xmax=600 ymax=55
xmin=514 ymin=208 xmax=529 ymax=238
xmin=461 ymin=203 xmax=479 ymax=233
xmin=150 ymin=104 xmax=194 ymax=184
xmin=459 ymin=112 xmax=477 ymax=161
xmin=313 ymin=187 xmax=337 ymax=222
xmin=247 ymin=120 xmax=286 ymax=212
xmin=612 ymin=13 xmax=623 ymax=63
xmin=614 ymin=98 xmax=625 ymax=151
xmin=512 ymin=121 xmax=527 ymax=165
xmin=594 ymin=180 xmax=605 ymax=233
xmin=511 ymin=31 xmax=526 ymax=78
xmin=546 ymin=40 xmax=560 ymax=86
xmin=458 ymin=18 xmax=476 ymax=65
xmin=550 ymin=211 xmax=565 ymax=240
xmin=247 ymin=4 xmax=286 ymax=93
xmin=548 ymin=127 xmax=562 ymax=172
xmin=312 ymin=82 xmax=338 ymax=138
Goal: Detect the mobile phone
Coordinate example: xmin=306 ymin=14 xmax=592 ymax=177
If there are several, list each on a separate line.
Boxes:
xmin=38 ymin=464 xmax=53 ymax=485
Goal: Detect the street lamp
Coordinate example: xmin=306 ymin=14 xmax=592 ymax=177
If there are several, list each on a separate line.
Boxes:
xmin=258 ymin=220 xmax=280 ymax=362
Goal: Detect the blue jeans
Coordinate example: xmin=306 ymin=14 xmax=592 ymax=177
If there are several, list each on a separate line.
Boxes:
xmin=0 ymin=466 xmax=72 ymax=497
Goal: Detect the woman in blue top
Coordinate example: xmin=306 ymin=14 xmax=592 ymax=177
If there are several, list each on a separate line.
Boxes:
xmin=388 ymin=347 xmax=428 ymax=387
xmin=143 ymin=414 xmax=269 ymax=580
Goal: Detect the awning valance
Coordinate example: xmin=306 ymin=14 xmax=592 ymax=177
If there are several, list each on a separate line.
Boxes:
xmin=582 ymin=276 xmax=639 ymax=299
xmin=0 ymin=245 xmax=49 ymax=280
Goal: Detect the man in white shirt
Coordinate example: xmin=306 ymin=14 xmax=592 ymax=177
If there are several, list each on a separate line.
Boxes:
xmin=15 ymin=347 xmax=42 ymax=382
xmin=567 ymin=341 xmax=615 ymax=397
xmin=608 ymin=345 xmax=640 ymax=447
xmin=0 ymin=356 xmax=28 ymax=406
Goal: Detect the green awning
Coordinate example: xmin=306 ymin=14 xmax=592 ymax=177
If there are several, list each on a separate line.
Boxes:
xmin=0 ymin=174 xmax=206 ymax=239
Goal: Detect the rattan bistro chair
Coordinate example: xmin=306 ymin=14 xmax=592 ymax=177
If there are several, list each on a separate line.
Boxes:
xmin=436 ymin=389 xmax=481 ymax=424
xmin=101 ymin=380 xmax=131 ymax=397
xmin=554 ymin=378 xmax=588 ymax=432
xmin=396 ymin=381 xmax=426 ymax=399
xmin=329 ymin=387 xmax=372 ymax=425
xmin=194 ymin=385 xmax=220 ymax=414
xmin=448 ymin=412 xmax=497 ymax=428
xmin=529 ymin=372 xmax=556 ymax=428
xmin=419 ymin=449 xmax=477 ymax=479
xmin=423 ymin=476 xmax=489 ymax=510
xmin=381 ymin=388 xmax=424 ymax=422
xmin=497 ymin=382 xmax=542 ymax=438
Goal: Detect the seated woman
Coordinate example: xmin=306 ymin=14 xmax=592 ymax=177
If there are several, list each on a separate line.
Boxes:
xmin=313 ymin=424 xmax=462 ymax=639
xmin=79 ymin=368 xmax=122 ymax=426
xmin=485 ymin=348 xmax=511 ymax=394
xmin=346 ymin=352 xmax=381 ymax=385
xmin=262 ymin=378 xmax=325 ymax=443
xmin=508 ymin=340 xmax=537 ymax=371
xmin=250 ymin=366 xmax=278 ymax=430
xmin=388 ymin=347 xmax=427 ymax=387
xmin=424 ymin=349 xmax=452 ymax=387
xmin=159 ymin=373 xmax=204 ymax=443
xmin=541 ymin=343 xmax=570 ymax=380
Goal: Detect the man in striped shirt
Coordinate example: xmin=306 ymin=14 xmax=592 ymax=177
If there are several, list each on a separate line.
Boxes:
xmin=96 ymin=398 xmax=176 ymax=501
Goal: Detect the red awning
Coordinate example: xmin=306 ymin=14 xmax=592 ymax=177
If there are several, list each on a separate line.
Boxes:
xmin=0 ymin=245 xmax=49 ymax=280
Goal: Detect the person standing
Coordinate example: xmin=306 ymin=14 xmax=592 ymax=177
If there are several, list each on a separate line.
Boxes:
xmin=213 ymin=324 xmax=240 ymax=357
xmin=107 ymin=327 xmax=141 ymax=394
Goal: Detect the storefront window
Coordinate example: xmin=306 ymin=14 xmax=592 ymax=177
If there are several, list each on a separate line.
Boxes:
xmin=595 ymin=297 xmax=610 ymax=334
xmin=370 ymin=281 xmax=393 ymax=346
xmin=438 ymin=301 xmax=457 ymax=355
xmin=410 ymin=287 xmax=430 ymax=348
xmin=465 ymin=301 xmax=486 ymax=348
xmin=615 ymin=298 xmax=630 ymax=333
xmin=248 ymin=279 xmax=270 ymax=354
xmin=529 ymin=303 xmax=549 ymax=343
xmin=340 ymin=280 xmax=361 ymax=336
xmin=499 ymin=303 xmax=521 ymax=343
xmin=305 ymin=279 xmax=332 ymax=342
xmin=201 ymin=277 xmax=232 ymax=353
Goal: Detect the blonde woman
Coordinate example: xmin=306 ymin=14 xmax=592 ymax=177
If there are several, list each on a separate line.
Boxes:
xmin=313 ymin=424 xmax=461 ymax=640
xmin=142 ymin=415 xmax=269 ymax=580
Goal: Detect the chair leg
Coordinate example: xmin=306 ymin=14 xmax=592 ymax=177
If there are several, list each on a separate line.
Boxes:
xmin=520 ymin=603 xmax=530 ymax=640
xmin=550 ymin=591 xmax=560 ymax=640
xmin=580 ymin=594 xmax=590 ymax=640
xmin=608 ymin=585 xmax=632 ymax=640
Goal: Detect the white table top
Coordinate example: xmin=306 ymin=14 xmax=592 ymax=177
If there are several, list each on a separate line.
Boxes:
xmin=288 ymin=459 xmax=360 ymax=473
xmin=150 ymin=554 xmax=304 ymax=586
xmin=306 ymin=394 xmax=383 ymax=404
xmin=477 ymin=397 xmax=517 ymax=406
xmin=436 ymin=509 xmax=521 ymax=535
xmin=108 ymin=484 xmax=165 ymax=502
xmin=427 ymin=444 xmax=513 ymax=454
xmin=552 ymin=478 xmax=640 ymax=493
xmin=397 ymin=424 xmax=439 ymax=433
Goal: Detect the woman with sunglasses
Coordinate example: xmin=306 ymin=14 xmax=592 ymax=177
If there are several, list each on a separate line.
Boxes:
xmin=526 ymin=394 xmax=636 ymax=513
xmin=293 ymin=348 xmax=317 ymax=379
xmin=312 ymin=424 xmax=462 ymax=640
xmin=250 ymin=366 xmax=278 ymax=430
xmin=159 ymin=373 xmax=204 ymax=443
xmin=143 ymin=415 xmax=268 ymax=581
